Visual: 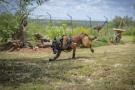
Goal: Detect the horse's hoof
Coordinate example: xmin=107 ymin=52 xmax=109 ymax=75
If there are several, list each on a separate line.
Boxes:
xmin=91 ymin=49 xmax=94 ymax=53
xmin=49 ymin=58 xmax=55 ymax=61
xmin=72 ymin=57 xmax=76 ymax=59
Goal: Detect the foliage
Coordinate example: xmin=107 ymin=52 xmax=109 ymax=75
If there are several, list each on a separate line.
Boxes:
xmin=27 ymin=19 xmax=135 ymax=46
xmin=123 ymin=27 xmax=135 ymax=36
xmin=1 ymin=11 xmax=135 ymax=45
xmin=0 ymin=0 xmax=48 ymax=42
xmin=133 ymin=36 xmax=135 ymax=42
xmin=28 ymin=21 xmax=95 ymax=40
xmin=73 ymin=27 xmax=91 ymax=35
xmin=0 ymin=13 xmax=18 ymax=42
xmin=110 ymin=16 xmax=135 ymax=28
xmin=99 ymin=36 xmax=108 ymax=43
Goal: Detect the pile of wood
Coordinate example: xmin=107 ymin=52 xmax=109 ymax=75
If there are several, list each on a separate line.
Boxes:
xmin=0 ymin=33 xmax=52 ymax=51
xmin=0 ymin=40 xmax=22 ymax=51
xmin=0 ymin=40 xmax=34 ymax=51
xmin=34 ymin=33 xmax=52 ymax=48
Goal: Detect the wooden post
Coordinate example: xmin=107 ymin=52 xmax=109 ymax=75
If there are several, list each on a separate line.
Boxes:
xmin=67 ymin=14 xmax=73 ymax=34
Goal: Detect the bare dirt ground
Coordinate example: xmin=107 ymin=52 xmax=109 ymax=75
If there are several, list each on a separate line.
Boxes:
xmin=9 ymin=47 xmax=52 ymax=53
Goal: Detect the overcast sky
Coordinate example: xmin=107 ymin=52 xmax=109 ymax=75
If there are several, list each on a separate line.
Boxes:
xmin=31 ymin=0 xmax=135 ymax=21
xmin=0 ymin=0 xmax=134 ymax=21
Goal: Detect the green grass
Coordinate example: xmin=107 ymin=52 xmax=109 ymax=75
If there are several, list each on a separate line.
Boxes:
xmin=121 ymin=35 xmax=134 ymax=43
xmin=93 ymin=40 xmax=108 ymax=47
xmin=0 ymin=43 xmax=135 ymax=90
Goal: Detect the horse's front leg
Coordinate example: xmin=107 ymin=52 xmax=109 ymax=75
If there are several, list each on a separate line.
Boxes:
xmin=49 ymin=51 xmax=61 ymax=61
xmin=72 ymin=48 xmax=76 ymax=59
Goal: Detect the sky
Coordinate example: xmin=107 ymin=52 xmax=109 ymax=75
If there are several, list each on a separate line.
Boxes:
xmin=0 ymin=0 xmax=134 ymax=21
xmin=30 ymin=0 xmax=135 ymax=21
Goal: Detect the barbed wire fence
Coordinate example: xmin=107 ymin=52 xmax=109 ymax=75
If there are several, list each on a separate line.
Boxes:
xmin=28 ymin=13 xmax=109 ymax=35
xmin=28 ymin=14 xmax=74 ymax=33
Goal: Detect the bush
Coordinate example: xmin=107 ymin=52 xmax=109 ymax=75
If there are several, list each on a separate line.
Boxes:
xmin=133 ymin=35 xmax=135 ymax=43
xmin=123 ymin=27 xmax=135 ymax=36
xmin=99 ymin=36 xmax=108 ymax=43
xmin=73 ymin=27 xmax=92 ymax=36
xmin=28 ymin=22 xmax=94 ymax=40
xmin=0 ymin=13 xmax=18 ymax=42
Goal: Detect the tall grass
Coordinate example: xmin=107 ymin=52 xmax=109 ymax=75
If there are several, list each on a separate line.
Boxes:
xmin=123 ymin=26 xmax=135 ymax=36
xmin=27 ymin=21 xmax=135 ymax=47
xmin=133 ymin=35 xmax=135 ymax=43
xmin=27 ymin=22 xmax=94 ymax=39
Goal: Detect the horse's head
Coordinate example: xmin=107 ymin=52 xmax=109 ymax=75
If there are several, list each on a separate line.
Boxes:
xmin=51 ymin=38 xmax=62 ymax=54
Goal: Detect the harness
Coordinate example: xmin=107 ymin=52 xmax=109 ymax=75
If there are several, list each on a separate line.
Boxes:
xmin=60 ymin=36 xmax=73 ymax=50
xmin=65 ymin=37 xmax=73 ymax=49
xmin=52 ymin=36 xmax=74 ymax=53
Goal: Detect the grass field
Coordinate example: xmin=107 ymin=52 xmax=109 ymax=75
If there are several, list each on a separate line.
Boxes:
xmin=0 ymin=38 xmax=135 ymax=90
xmin=0 ymin=2 xmax=135 ymax=90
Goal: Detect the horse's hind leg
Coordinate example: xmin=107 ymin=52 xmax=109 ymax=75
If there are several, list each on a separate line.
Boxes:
xmin=90 ymin=45 xmax=94 ymax=53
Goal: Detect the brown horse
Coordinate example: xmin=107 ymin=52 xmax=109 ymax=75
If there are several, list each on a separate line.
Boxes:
xmin=49 ymin=33 xmax=96 ymax=61
xmin=72 ymin=33 xmax=96 ymax=52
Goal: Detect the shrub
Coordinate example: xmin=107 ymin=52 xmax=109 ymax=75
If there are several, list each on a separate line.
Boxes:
xmin=73 ymin=27 xmax=91 ymax=35
xmin=123 ymin=27 xmax=135 ymax=36
xmin=133 ymin=35 xmax=135 ymax=43
xmin=0 ymin=13 xmax=18 ymax=42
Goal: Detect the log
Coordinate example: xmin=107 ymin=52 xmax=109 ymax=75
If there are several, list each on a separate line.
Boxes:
xmin=37 ymin=42 xmax=52 ymax=48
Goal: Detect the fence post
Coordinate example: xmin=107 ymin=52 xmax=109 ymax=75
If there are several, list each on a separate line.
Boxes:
xmin=104 ymin=16 xmax=109 ymax=36
xmin=67 ymin=14 xmax=73 ymax=34
xmin=46 ymin=12 xmax=52 ymax=26
xmin=87 ymin=16 xmax=92 ymax=28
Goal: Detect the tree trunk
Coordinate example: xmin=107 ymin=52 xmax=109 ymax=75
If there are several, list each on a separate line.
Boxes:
xmin=12 ymin=16 xmax=28 ymax=48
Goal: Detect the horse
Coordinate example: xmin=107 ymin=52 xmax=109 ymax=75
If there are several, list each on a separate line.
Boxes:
xmin=49 ymin=33 xmax=96 ymax=61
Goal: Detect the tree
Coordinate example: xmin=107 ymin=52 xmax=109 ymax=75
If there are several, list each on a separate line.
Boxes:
xmin=0 ymin=13 xmax=17 ymax=42
xmin=13 ymin=0 xmax=48 ymax=47
xmin=0 ymin=0 xmax=49 ymax=47
xmin=111 ymin=16 xmax=134 ymax=28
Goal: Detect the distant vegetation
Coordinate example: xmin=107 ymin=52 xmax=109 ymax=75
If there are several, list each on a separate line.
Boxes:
xmin=0 ymin=12 xmax=135 ymax=46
